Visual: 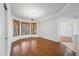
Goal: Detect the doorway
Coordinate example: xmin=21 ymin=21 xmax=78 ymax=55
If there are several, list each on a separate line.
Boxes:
xmin=59 ymin=21 xmax=73 ymax=42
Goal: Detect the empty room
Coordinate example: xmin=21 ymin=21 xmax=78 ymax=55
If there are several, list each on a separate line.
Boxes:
xmin=0 ymin=3 xmax=79 ymax=56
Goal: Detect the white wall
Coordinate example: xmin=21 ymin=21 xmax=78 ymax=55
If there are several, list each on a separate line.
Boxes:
xmin=74 ymin=19 xmax=79 ymax=55
xmin=38 ymin=18 xmax=58 ymax=42
xmin=0 ymin=3 xmax=13 ymax=56
xmin=57 ymin=17 xmax=77 ymax=37
xmin=0 ymin=3 xmax=5 ymax=56
xmin=6 ymin=4 xmax=13 ymax=56
xmin=38 ymin=17 xmax=78 ymax=42
xmin=76 ymin=19 xmax=79 ymax=35
xmin=59 ymin=22 xmax=73 ymax=37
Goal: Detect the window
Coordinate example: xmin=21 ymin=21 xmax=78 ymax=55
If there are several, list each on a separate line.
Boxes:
xmin=31 ymin=23 xmax=37 ymax=34
xmin=13 ymin=20 xmax=20 ymax=37
xmin=21 ymin=22 xmax=30 ymax=35
xmin=13 ymin=19 xmax=37 ymax=37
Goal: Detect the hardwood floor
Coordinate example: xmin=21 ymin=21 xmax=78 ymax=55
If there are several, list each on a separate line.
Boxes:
xmin=10 ymin=37 xmax=72 ymax=56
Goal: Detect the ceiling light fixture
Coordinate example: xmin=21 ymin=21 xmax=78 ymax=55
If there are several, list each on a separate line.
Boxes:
xmin=29 ymin=8 xmax=37 ymax=21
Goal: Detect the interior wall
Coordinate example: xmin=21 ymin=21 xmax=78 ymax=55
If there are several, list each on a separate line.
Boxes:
xmin=38 ymin=17 xmax=78 ymax=42
xmin=59 ymin=22 xmax=73 ymax=37
xmin=6 ymin=4 xmax=13 ymax=56
xmin=58 ymin=17 xmax=73 ymax=36
xmin=38 ymin=18 xmax=58 ymax=42
xmin=74 ymin=19 xmax=79 ymax=55
xmin=57 ymin=17 xmax=78 ymax=42
xmin=0 ymin=3 xmax=5 ymax=56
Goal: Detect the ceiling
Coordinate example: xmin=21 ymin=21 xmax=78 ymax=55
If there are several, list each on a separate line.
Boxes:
xmin=10 ymin=3 xmax=79 ymax=21
xmin=61 ymin=3 xmax=79 ymax=18
xmin=10 ymin=3 xmax=66 ymax=20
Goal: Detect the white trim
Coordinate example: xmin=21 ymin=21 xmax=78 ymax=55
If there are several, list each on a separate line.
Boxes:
xmin=39 ymin=35 xmax=60 ymax=42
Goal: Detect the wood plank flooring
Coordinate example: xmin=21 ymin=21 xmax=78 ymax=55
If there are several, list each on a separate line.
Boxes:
xmin=10 ymin=37 xmax=71 ymax=56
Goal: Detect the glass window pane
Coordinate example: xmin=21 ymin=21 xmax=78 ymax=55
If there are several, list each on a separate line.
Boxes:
xmin=21 ymin=22 xmax=30 ymax=35
xmin=31 ymin=23 xmax=37 ymax=34
xmin=13 ymin=20 xmax=20 ymax=37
